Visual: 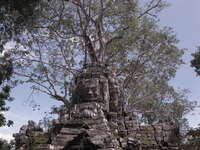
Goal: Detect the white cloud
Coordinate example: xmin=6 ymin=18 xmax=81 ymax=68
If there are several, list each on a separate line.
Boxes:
xmin=0 ymin=133 xmax=14 ymax=142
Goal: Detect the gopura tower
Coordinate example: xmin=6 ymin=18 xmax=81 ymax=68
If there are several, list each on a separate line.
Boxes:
xmin=54 ymin=63 xmax=123 ymax=149
xmin=14 ymin=63 xmax=179 ymax=150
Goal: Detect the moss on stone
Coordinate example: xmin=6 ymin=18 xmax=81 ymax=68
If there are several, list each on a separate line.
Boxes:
xmin=140 ymin=135 xmax=154 ymax=145
xmin=34 ymin=134 xmax=49 ymax=144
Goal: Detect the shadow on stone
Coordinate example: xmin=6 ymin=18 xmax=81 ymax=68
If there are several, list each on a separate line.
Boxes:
xmin=63 ymin=132 xmax=100 ymax=150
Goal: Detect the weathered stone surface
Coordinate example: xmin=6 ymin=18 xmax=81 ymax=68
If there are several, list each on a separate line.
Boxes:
xmin=13 ymin=120 xmax=48 ymax=150
xmin=14 ymin=64 xmax=178 ymax=150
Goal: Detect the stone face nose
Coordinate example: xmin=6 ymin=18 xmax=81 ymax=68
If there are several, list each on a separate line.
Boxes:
xmin=88 ymin=89 xmax=93 ymax=95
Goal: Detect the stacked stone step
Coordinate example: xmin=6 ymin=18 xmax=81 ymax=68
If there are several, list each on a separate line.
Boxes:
xmin=49 ymin=120 xmax=83 ymax=149
xmin=34 ymin=144 xmax=50 ymax=150
xmin=50 ymin=102 xmax=121 ymax=149
xmin=49 ymin=121 xmax=120 ymax=149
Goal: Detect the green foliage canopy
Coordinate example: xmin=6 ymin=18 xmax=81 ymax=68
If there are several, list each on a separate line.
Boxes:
xmin=0 ymin=0 xmax=39 ymax=127
xmin=191 ymin=46 xmax=200 ymax=75
xmin=2 ymin=0 xmax=196 ymax=127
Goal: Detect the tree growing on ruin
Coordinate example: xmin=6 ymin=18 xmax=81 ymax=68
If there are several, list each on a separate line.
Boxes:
xmin=3 ymin=0 xmax=195 ymax=126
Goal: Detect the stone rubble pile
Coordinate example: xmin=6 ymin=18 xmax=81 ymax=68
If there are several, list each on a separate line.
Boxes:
xmin=13 ymin=120 xmax=49 ymax=150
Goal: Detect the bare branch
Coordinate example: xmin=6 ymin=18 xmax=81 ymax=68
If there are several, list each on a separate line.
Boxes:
xmin=106 ymin=26 xmax=129 ymax=47
xmin=137 ymin=0 xmax=162 ymax=19
xmin=123 ymin=38 xmax=161 ymax=88
xmin=95 ymin=20 xmax=106 ymax=62
xmin=51 ymin=94 xmax=70 ymax=107
xmin=15 ymin=56 xmax=77 ymax=75
xmin=30 ymin=32 xmax=58 ymax=95
xmin=83 ymin=33 xmax=98 ymax=63
xmin=13 ymin=72 xmax=53 ymax=95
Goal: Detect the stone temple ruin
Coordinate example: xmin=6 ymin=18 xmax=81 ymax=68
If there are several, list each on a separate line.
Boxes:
xmin=14 ymin=64 xmax=179 ymax=150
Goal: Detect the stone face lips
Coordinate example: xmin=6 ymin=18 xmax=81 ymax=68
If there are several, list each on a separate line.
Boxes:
xmin=14 ymin=64 xmax=179 ymax=150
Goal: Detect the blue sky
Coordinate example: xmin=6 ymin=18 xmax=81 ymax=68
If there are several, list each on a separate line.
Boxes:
xmin=1 ymin=0 xmax=200 ymax=141
xmin=158 ymin=0 xmax=200 ymax=127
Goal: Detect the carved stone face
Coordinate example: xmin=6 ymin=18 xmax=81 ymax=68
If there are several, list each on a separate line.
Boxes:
xmin=86 ymin=79 xmax=100 ymax=98
xmin=78 ymin=78 xmax=101 ymax=102
xmin=74 ymin=70 xmax=121 ymax=112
